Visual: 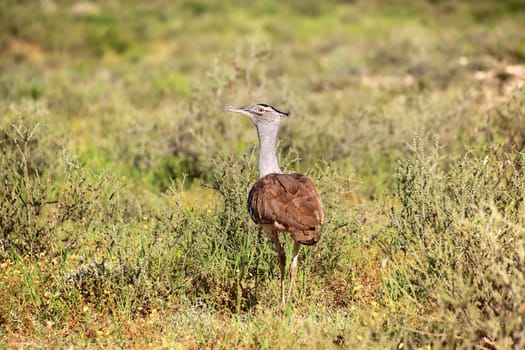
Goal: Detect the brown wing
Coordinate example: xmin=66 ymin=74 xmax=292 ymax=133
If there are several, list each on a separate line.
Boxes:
xmin=247 ymin=173 xmax=323 ymax=245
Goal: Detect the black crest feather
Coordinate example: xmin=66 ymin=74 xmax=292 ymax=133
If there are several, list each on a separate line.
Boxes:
xmin=259 ymin=103 xmax=290 ymax=116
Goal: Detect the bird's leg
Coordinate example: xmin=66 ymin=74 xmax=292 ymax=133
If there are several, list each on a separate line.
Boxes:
xmin=267 ymin=231 xmax=286 ymax=311
xmin=287 ymin=242 xmax=301 ymax=302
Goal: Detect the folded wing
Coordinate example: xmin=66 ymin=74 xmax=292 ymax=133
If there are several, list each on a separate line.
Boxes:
xmin=248 ymin=173 xmax=323 ymax=245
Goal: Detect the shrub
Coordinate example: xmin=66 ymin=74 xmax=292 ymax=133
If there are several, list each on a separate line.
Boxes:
xmin=0 ymin=111 xmax=118 ymax=260
xmin=490 ymin=86 xmax=525 ymax=151
xmin=383 ymin=136 xmax=525 ymax=348
xmin=0 ymin=111 xmax=60 ymax=258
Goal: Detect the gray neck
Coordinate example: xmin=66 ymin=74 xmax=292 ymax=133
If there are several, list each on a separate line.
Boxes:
xmin=256 ymin=122 xmax=282 ymax=178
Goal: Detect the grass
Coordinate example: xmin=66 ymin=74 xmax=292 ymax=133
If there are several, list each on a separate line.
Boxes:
xmin=1 ymin=0 xmax=525 ymax=348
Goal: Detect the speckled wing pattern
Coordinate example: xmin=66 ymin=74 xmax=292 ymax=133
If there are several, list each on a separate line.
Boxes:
xmin=247 ymin=173 xmax=323 ymax=245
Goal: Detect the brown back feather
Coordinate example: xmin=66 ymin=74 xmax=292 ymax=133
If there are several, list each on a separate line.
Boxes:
xmin=247 ymin=173 xmax=323 ymax=245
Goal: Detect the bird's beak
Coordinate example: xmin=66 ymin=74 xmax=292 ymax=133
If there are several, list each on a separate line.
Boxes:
xmin=224 ymin=105 xmax=249 ymax=116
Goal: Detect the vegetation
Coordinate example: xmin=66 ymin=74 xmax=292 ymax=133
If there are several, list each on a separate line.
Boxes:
xmin=1 ymin=0 xmax=525 ymax=348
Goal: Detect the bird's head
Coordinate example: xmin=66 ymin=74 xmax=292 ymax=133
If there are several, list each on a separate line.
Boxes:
xmin=224 ymin=103 xmax=289 ymax=126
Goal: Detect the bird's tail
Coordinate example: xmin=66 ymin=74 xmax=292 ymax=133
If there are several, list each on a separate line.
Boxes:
xmin=291 ymin=228 xmax=321 ymax=246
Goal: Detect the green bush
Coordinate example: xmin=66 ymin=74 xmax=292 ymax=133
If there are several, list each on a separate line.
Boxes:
xmin=0 ymin=112 xmax=118 ymax=260
xmin=490 ymin=87 xmax=525 ymax=151
xmin=0 ymin=112 xmax=61 ymax=258
xmin=384 ymin=136 xmax=525 ymax=348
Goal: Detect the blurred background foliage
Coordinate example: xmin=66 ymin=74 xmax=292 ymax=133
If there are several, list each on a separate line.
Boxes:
xmin=1 ymin=0 xmax=525 ymax=348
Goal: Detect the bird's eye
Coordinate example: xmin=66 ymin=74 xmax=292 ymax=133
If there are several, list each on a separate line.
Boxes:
xmin=257 ymin=107 xmax=265 ymax=113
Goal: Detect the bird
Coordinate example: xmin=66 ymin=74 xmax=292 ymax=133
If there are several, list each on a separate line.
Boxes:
xmin=225 ymin=103 xmax=323 ymax=311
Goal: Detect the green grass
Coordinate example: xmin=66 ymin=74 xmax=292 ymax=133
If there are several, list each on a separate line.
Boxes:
xmin=1 ymin=0 xmax=525 ymax=348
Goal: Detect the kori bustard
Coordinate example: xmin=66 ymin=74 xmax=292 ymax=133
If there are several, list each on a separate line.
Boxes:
xmin=225 ymin=103 xmax=323 ymax=311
